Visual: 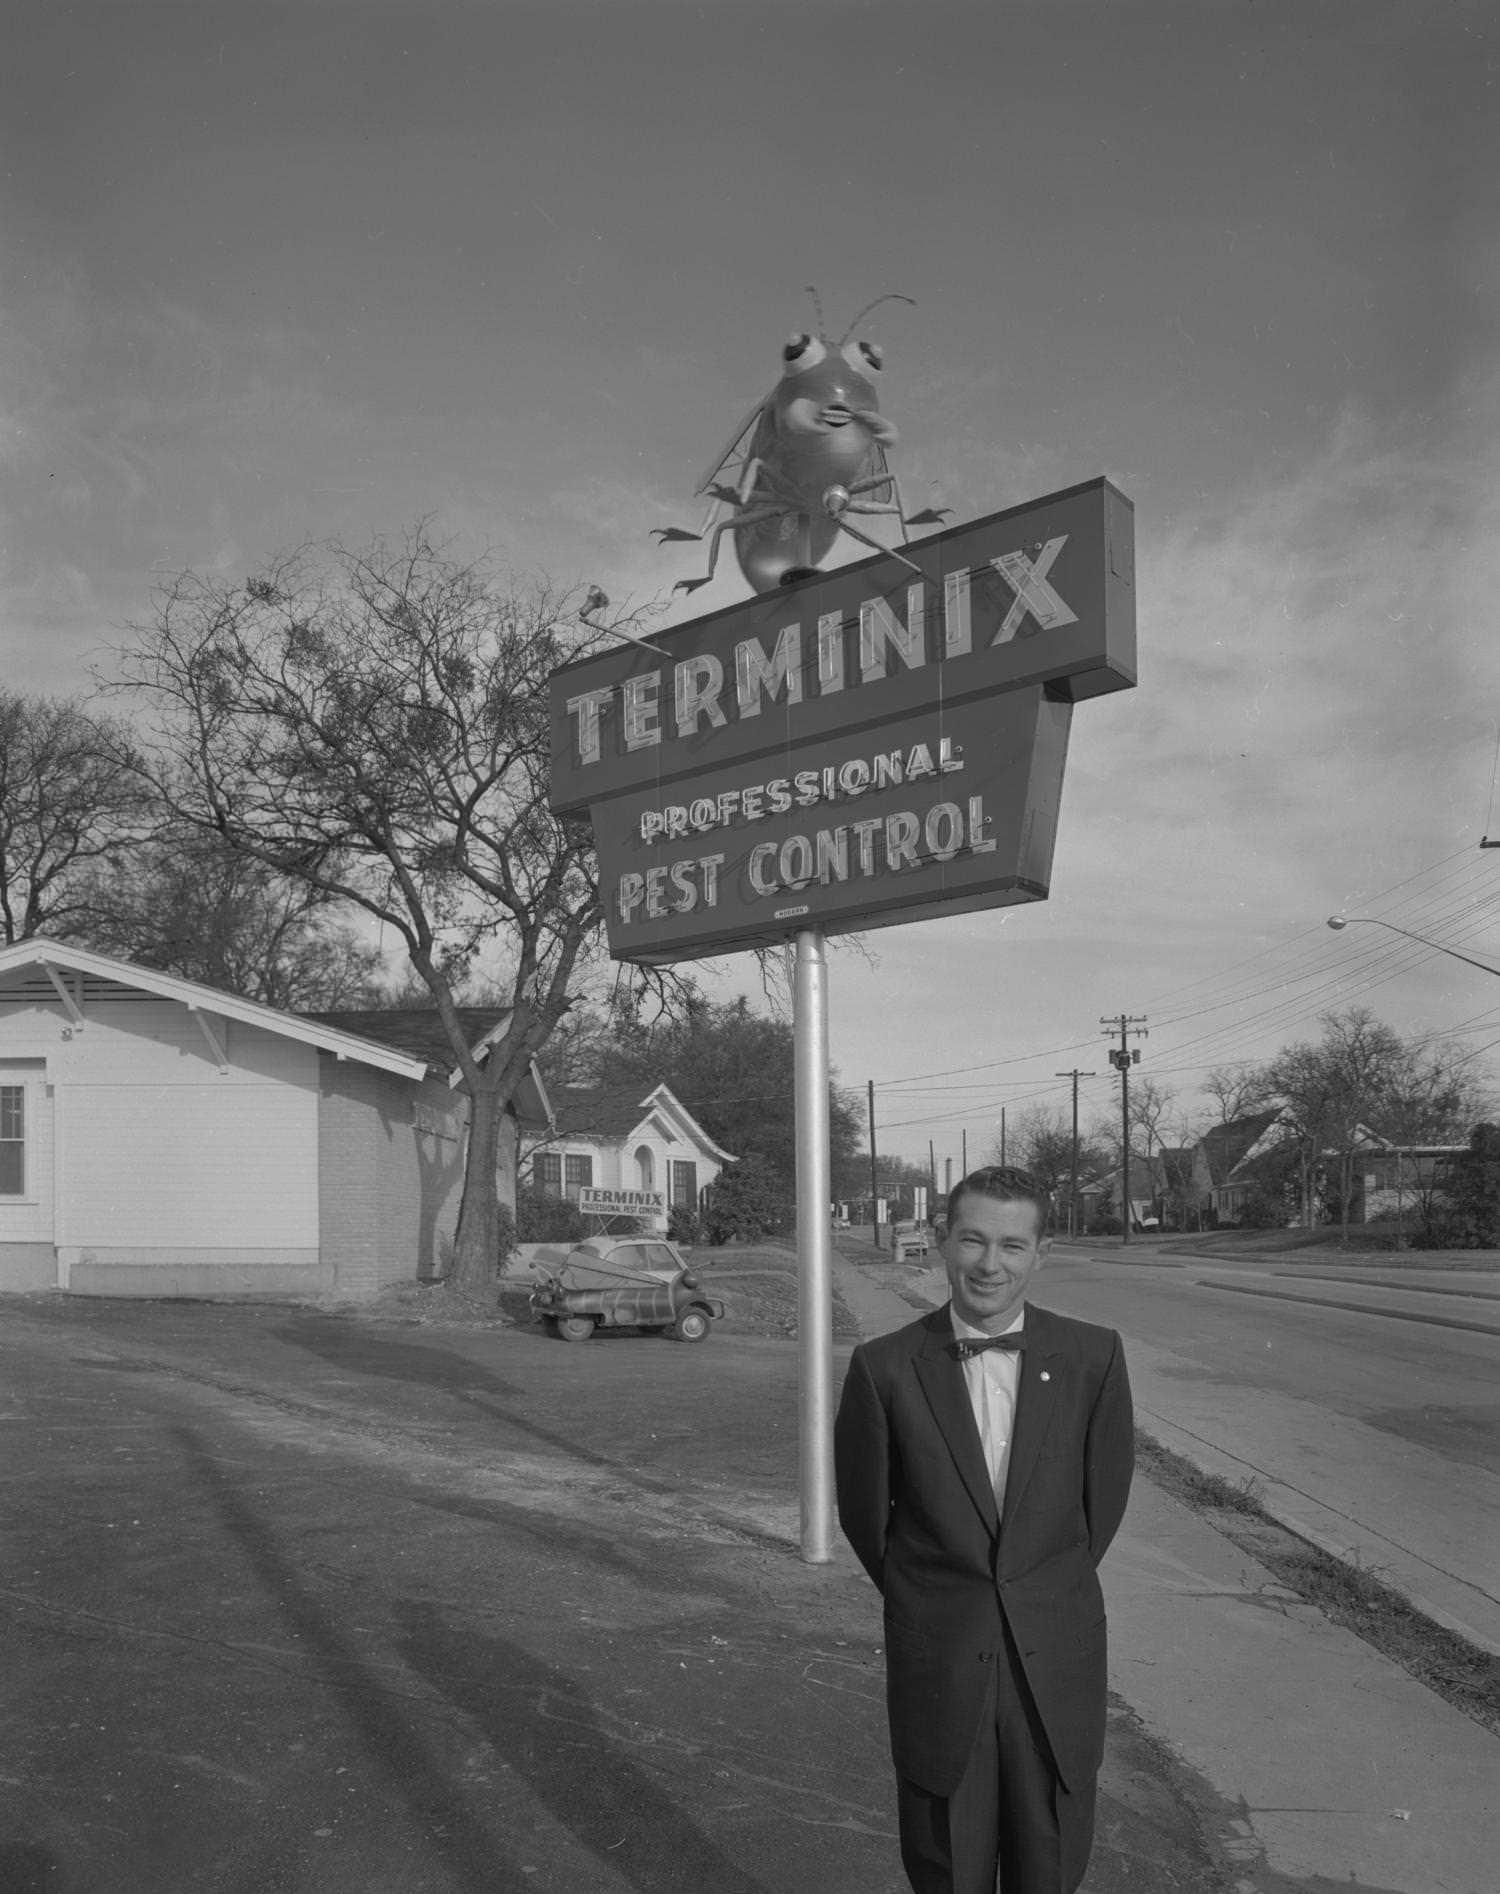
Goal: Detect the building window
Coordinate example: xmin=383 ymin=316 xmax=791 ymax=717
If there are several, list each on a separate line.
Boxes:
xmin=0 ymin=1086 xmax=23 ymax=1196
xmin=670 ymin=1159 xmax=697 ymax=1209
xmin=533 ymin=1151 xmax=562 ymax=1197
xmin=564 ymin=1154 xmax=593 ymax=1200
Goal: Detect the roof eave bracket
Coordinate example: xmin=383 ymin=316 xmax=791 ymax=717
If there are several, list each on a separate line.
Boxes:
xmin=187 ymin=1004 xmax=230 ymax=1074
xmin=41 ymin=962 xmax=85 ymax=1027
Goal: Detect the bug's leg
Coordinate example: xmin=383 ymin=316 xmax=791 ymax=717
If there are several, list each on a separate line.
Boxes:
xmin=735 ymin=457 xmax=767 ymax=506
xmin=832 ymin=514 xmax=925 ymax=575
xmin=673 ymin=503 xmax=787 ymax=593
xmin=879 ymin=472 xmax=952 ymax=529
xmin=844 ymin=472 xmax=950 ymax=531
xmin=844 ymin=471 xmax=897 ymax=499
xmin=652 ymin=484 xmax=735 ymax=546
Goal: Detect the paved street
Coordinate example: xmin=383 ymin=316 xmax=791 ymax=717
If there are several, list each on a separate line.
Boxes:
xmin=1027 ymin=1241 xmax=1500 ymax=1651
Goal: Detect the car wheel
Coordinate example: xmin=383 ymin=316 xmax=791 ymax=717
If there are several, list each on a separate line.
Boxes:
xmin=557 ymin=1315 xmax=596 ymax=1342
xmin=673 ymin=1306 xmax=711 ymax=1343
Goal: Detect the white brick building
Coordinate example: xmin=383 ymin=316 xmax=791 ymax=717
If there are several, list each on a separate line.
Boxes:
xmin=0 ymin=941 xmax=548 ymax=1298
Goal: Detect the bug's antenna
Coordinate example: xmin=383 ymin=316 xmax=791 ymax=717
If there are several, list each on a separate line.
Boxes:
xmin=838 ymin=293 xmax=916 ymax=344
xmin=805 ymin=285 xmax=826 ymax=335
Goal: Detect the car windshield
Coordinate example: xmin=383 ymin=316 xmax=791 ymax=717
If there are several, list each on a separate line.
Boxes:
xmin=603 ymin=1242 xmax=679 ymax=1273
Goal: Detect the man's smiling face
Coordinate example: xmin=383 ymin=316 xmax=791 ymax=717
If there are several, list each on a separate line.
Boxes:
xmin=941 ymin=1190 xmax=1050 ymax=1332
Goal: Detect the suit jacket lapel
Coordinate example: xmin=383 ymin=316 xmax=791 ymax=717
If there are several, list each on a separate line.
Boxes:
xmin=913 ymin=1310 xmax=999 ymax=1534
xmin=1000 ymin=1303 xmax=1064 ymax=1534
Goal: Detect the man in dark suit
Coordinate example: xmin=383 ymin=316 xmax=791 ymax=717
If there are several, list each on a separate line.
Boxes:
xmin=834 ymin=1167 xmax=1133 ymax=1894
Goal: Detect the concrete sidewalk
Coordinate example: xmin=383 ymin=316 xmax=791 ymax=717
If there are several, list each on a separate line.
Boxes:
xmin=831 ymin=1254 xmax=1500 ymax=1894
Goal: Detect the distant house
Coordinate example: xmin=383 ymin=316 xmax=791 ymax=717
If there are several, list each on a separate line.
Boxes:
xmin=1078 ymin=1151 xmax=1173 ymax=1231
xmin=1195 ymin=1109 xmax=1292 ymax=1224
xmin=1331 ymin=1127 xmax=1464 ymax=1224
xmin=1195 ymin=1113 xmax=1468 ymax=1228
xmin=523 ymin=1083 xmax=735 ymax=1232
xmin=0 ymin=941 xmax=548 ymax=1299
xmin=1071 ymin=1109 xmax=1468 ymax=1235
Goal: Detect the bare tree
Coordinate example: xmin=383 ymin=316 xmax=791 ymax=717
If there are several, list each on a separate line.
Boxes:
xmin=1381 ymin=1032 xmax=1492 ymax=1144
xmin=989 ymin=1104 xmax=1072 ymax=1193
xmin=0 ymin=691 xmax=151 ymax=945
xmin=1267 ymin=1008 xmax=1417 ymax=1240
xmin=1127 ymin=1078 xmax=1174 ymax=1162
xmin=79 ymin=828 xmax=384 ymax=1012
xmin=1126 ymin=1078 xmax=1176 ymax=1225
xmin=109 ymin=529 xmax=658 ymax=1291
xmin=994 ymin=1103 xmax=1110 ymax=1230
xmin=1200 ymin=1062 xmax=1277 ymax=1128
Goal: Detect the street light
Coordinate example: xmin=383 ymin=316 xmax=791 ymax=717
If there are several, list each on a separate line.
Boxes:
xmin=1326 ymin=915 xmax=1500 ymax=981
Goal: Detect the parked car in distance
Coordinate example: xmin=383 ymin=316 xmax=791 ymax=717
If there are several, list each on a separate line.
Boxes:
xmin=891 ymin=1221 xmax=932 ymax=1261
xmin=529 ymin=1234 xmax=725 ymax=1343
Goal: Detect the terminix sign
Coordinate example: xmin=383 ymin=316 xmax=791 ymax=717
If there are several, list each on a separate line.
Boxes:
xmin=550 ymin=476 xmax=1135 ymax=965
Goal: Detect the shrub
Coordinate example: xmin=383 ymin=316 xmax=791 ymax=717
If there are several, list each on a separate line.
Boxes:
xmin=668 ymin=1203 xmax=705 ymax=1245
xmin=514 ymin=1192 xmax=588 ymax=1244
xmin=1437 ymin=1123 xmax=1500 ymax=1247
xmin=1236 ymin=1187 xmax=1281 ymax=1229
xmin=702 ymin=1156 xmax=790 ymax=1245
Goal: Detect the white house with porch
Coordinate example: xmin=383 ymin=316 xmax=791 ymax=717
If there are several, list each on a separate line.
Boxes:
xmin=522 ymin=1083 xmax=735 ymax=1232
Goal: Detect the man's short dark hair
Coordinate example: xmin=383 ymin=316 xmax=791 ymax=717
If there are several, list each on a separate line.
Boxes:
xmin=946 ymin=1166 xmax=1051 ymax=1239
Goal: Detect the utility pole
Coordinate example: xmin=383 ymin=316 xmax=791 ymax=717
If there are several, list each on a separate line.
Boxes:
xmin=1000 ymin=1107 xmax=1007 ymax=1166
xmin=1055 ymin=1068 xmax=1097 ymax=1237
xmin=867 ymin=1079 xmax=880 ymax=1250
xmin=1100 ymin=1016 xmax=1148 ymax=1244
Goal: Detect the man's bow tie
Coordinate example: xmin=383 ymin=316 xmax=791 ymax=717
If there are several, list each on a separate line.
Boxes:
xmin=952 ymin=1334 xmax=1026 ymax=1359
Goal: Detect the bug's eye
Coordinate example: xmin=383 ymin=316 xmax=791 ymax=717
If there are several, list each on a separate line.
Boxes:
xmin=850 ymin=339 xmax=884 ymax=372
xmin=782 ymin=333 xmax=826 ymax=374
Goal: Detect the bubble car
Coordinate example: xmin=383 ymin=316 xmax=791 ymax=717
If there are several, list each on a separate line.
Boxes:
xmin=529 ymin=1234 xmax=725 ymax=1343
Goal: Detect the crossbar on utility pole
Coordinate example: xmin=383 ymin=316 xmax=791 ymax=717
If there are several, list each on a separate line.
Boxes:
xmin=1100 ymin=1016 xmax=1148 ymax=1242
xmin=1055 ymin=1069 xmax=1097 ymax=1237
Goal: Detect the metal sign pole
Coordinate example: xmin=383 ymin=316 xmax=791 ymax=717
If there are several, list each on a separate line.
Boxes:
xmin=793 ymin=925 xmax=835 ymax=1563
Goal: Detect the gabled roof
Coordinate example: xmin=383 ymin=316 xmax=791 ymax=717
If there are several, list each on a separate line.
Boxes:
xmin=306 ymin=1008 xmax=503 ymax=1072
xmin=542 ymin=1082 xmax=736 ymax=1163
xmin=309 ymin=1007 xmax=552 ymax=1123
xmin=1199 ymin=1109 xmax=1286 ymax=1185
xmin=1085 ymin=1151 xmax=1171 ymax=1196
xmin=0 ymin=939 xmax=427 ymax=1081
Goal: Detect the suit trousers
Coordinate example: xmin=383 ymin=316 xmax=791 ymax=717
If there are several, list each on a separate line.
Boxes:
xmin=894 ymin=1624 xmax=1096 ymax=1894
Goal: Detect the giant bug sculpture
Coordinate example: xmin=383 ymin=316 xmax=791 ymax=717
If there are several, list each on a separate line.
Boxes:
xmin=652 ymin=292 xmax=948 ymax=595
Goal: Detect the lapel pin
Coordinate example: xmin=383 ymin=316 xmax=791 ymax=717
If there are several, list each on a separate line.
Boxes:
xmin=1039 ymin=1371 xmax=1051 ymax=1382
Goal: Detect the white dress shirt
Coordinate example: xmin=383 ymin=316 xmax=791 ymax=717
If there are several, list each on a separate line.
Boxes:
xmin=951 ymin=1305 xmax=1025 ymax=1511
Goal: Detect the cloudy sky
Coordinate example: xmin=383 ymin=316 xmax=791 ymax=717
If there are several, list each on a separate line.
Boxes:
xmin=5 ymin=0 xmax=1499 ymax=1167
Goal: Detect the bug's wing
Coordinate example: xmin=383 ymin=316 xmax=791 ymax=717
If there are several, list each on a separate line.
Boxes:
xmin=871 ymin=435 xmax=897 ymax=507
xmin=693 ymin=399 xmax=771 ymax=498
xmin=863 ymin=436 xmax=897 ymax=508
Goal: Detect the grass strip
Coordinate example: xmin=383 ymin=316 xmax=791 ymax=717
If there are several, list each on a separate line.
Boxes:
xmin=1134 ymin=1429 xmax=1500 ymax=1738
